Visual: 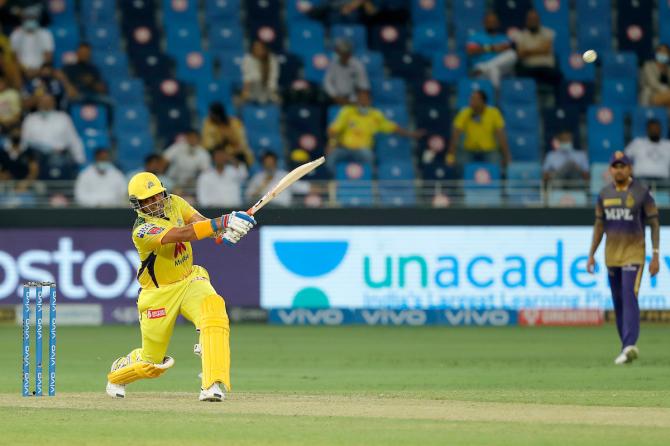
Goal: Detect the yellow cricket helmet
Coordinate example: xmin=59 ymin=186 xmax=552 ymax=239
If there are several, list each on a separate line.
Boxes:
xmin=128 ymin=172 xmax=168 ymax=213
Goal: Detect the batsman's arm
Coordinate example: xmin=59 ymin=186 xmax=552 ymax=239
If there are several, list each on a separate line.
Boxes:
xmin=161 ymin=217 xmax=222 ymax=244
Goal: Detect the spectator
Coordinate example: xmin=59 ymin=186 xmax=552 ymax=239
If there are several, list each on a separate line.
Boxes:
xmin=164 ymin=129 xmax=211 ymax=189
xmin=21 ymin=94 xmax=85 ymax=178
xmin=641 ymin=44 xmax=670 ymax=108
xmin=542 ymin=130 xmax=589 ymax=186
xmin=74 ymin=148 xmax=127 ymax=207
xmin=246 ymin=152 xmax=309 ymax=207
xmin=324 ymin=38 xmax=369 ymax=105
xmin=201 ymin=101 xmax=254 ymax=165
xmin=0 ymin=126 xmax=39 ymax=191
xmin=241 ymin=40 xmax=279 ymax=105
xmin=21 ymin=62 xmax=73 ymax=112
xmin=0 ymin=75 xmax=21 ymax=131
xmin=326 ymin=89 xmax=422 ymax=173
xmin=467 ymin=12 xmax=517 ymax=88
xmin=512 ymin=9 xmax=561 ymax=90
xmin=62 ymin=42 xmax=108 ymax=101
xmin=447 ymin=90 xmax=511 ymax=167
xmin=196 ymin=145 xmax=248 ymax=208
xmin=9 ymin=8 xmax=53 ymax=71
xmin=624 ymin=119 xmax=670 ymax=185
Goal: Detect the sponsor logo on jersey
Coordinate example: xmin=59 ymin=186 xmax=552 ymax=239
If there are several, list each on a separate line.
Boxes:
xmin=137 ymin=224 xmax=164 ymax=238
xmin=147 ymin=308 xmax=166 ymax=319
xmin=173 ymin=242 xmax=187 ymax=258
xmin=604 ymin=208 xmax=634 ymax=221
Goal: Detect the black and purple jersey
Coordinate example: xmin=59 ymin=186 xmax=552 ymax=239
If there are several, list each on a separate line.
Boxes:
xmin=596 ymin=180 xmax=658 ymax=267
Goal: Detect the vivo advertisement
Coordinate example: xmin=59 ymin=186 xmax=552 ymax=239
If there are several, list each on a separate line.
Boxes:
xmin=0 ymin=230 xmax=260 ymax=323
xmin=261 ymin=227 xmax=670 ymax=310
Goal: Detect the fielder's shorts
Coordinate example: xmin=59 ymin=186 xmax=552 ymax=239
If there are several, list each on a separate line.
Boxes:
xmin=137 ymin=265 xmax=219 ymax=363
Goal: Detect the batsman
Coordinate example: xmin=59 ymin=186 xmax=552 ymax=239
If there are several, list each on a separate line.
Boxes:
xmin=105 ymin=172 xmax=256 ymax=401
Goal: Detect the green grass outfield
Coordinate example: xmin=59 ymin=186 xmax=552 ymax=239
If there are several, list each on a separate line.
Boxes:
xmin=1 ymin=324 xmax=669 ymax=445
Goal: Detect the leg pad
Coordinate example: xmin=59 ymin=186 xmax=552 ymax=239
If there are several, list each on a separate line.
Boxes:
xmin=200 ymin=295 xmax=230 ymax=390
xmin=107 ymin=348 xmax=175 ymax=385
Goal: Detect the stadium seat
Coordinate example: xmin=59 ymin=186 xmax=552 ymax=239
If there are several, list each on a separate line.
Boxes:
xmin=247 ymin=132 xmax=284 ymax=157
xmin=375 ymin=135 xmax=412 ymax=162
xmin=559 ymin=53 xmax=596 ymax=82
xmin=148 ymin=79 xmax=189 ymax=109
xmin=303 ymin=53 xmax=330 ymax=84
xmin=93 ymin=51 xmax=130 ymax=82
xmin=205 ymin=0 xmax=241 ymax=21
xmin=411 ymin=0 xmax=446 ymax=24
xmin=463 ymin=162 xmax=502 ymax=206
xmin=590 ymin=162 xmax=611 ymax=195
xmin=587 ymin=106 xmax=625 ymax=163
xmin=558 ymin=81 xmax=595 ymax=110
xmin=162 ymin=0 xmax=198 ymax=24
xmin=277 ymin=53 xmax=303 ymax=88
xmin=48 ymin=0 xmax=76 ymax=24
xmin=331 ymin=25 xmax=367 ymax=52
xmin=208 ymin=24 xmax=244 ymax=51
xmin=195 ymin=78 xmax=235 ymax=119
xmin=378 ymin=161 xmax=417 ymax=207
xmin=413 ymin=79 xmax=449 ymax=109
xmin=85 ymin=24 xmax=121 ymax=51
xmin=81 ymin=128 xmax=111 ymax=162
xmin=327 ymin=105 xmax=342 ymax=125
xmin=124 ymin=24 xmax=161 ymax=57
xmin=289 ymin=21 xmax=326 ymax=59
xmin=500 ymin=78 xmax=537 ymax=107
xmin=247 ymin=0 xmax=281 ymax=22
xmin=175 ymin=51 xmax=214 ymax=86
xmin=285 ymin=105 xmax=324 ymax=135
xmin=120 ymin=0 xmax=158 ymax=31
xmin=80 ymin=0 xmax=116 ymax=24
xmin=113 ymin=104 xmax=151 ymax=135
xmin=506 ymin=161 xmax=542 ymax=206
xmin=547 ymin=190 xmax=589 ymax=207
xmin=503 ymin=105 xmax=539 ymax=133
xmin=616 ymin=0 xmax=653 ymax=60
xmin=117 ymin=132 xmax=155 ymax=173
xmin=454 ymin=23 xmax=481 ymax=54
xmin=456 ymin=78 xmax=495 ymax=109
xmin=577 ymin=23 xmax=611 ymax=55
xmin=601 ymin=52 xmax=639 ymax=81
xmin=431 ymin=53 xmax=467 ymax=84
xmin=372 ymin=78 xmax=407 ymax=107
xmin=415 ymin=106 xmax=450 ymax=134
xmin=109 ymin=78 xmax=145 ymax=105
xmin=216 ymin=50 xmax=245 ymax=84
xmin=358 ymin=52 xmax=385 ymax=85
xmin=494 ymin=0 xmax=532 ymax=31
xmin=154 ymin=103 xmax=193 ymax=145
xmin=248 ymin=22 xmax=285 ymax=53
xmin=336 ymin=162 xmax=374 ymax=207
xmin=50 ymin=22 xmax=80 ymax=66
xmin=378 ymin=105 xmax=409 ymax=127
xmin=542 ymin=106 xmax=582 ymax=152
xmin=70 ymin=103 xmax=109 ymax=133
xmin=242 ymin=105 xmax=281 ymax=135
xmin=533 ymin=0 xmax=570 ymax=55
xmin=452 ymin=0 xmax=486 ymax=29
xmin=507 ymin=131 xmax=541 ymax=162
xmin=631 ymin=107 xmax=669 ymax=139
xmin=132 ymin=53 xmax=175 ymax=87
xmin=601 ymin=78 xmax=638 ymax=111
xmin=661 ymin=0 xmax=670 ymax=45
xmin=166 ymin=22 xmax=203 ymax=56
xmin=369 ymin=24 xmax=408 ymax=57
xmin=412 ymin=22 xmax=448 ymax=58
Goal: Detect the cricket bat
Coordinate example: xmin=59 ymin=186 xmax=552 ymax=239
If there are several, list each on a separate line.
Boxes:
xmin=215 ymin=156 xmax=325 ymax=244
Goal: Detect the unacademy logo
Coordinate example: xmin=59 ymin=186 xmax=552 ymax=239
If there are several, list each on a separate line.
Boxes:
xmin=273 ymin=241 xmax=348 ymax=308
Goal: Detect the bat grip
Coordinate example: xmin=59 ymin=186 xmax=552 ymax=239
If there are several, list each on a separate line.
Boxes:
xmin=214 ymin=208 xmax=256 ymax=245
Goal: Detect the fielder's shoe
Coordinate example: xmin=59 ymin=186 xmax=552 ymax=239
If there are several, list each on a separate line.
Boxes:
xmin=199 ymin=382 xmax=225 ymax=402
xmin=106 ymin=382 xmax=126 ymax=398
xmin=614 ymin=345 xmax=639 ymax=365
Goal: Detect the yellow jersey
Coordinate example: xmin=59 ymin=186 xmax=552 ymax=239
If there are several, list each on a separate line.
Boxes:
xmin=132 ymin=194 xmax=198 ymax=289
xmin=329 ymin=105 xmax=398 ymax=150
xmin=453 ymin=106 xmax=505 ymax=152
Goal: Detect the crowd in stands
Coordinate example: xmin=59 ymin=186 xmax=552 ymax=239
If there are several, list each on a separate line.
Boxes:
xmin=1 ymin=0 xmax=670 ymax=208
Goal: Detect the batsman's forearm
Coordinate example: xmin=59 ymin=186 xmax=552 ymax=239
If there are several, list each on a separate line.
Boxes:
xmin=161 ymin=219 xmax=220 ymax=244
xmin=588 ymin=221 xmax=605 ymax=257
xmin=650 ymin=218 xmax=660 ymax=251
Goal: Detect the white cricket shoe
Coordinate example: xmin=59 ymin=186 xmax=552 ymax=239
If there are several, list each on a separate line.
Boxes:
xmin=199 ymin=382 xmax=225 ymax=402
xmin=614 ymin=345 xmax=639 ymax=365
xmin=106 ymin=382 xmax=126 ymax=398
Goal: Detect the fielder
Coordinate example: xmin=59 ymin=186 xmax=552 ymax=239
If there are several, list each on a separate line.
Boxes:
xmin=587 ymin=151 xmax=660 ymax=365
xmin=105 ymin=172 xmax=255 ymax=401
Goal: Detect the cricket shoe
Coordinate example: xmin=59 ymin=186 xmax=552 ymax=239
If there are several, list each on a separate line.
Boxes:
xmin=106 ymin=382 xmax=126 ymax=398
xmin=199 ymin=382 xmax=225 ymax=402
xmin=614 ymin=345 xmax=639 ymax=365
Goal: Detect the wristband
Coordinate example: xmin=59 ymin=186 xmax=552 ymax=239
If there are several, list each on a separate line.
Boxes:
xmin=653 ymin=249 xmax=660 ymax=254
xmin=193 ymin=220 xmax=216 ymax=240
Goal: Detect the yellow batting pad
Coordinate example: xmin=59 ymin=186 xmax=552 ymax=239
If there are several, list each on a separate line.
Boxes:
xmin=107 ymin=348 xmax=175 ymax=385
xmin=200 ymin=295 xmax=231 ymax=390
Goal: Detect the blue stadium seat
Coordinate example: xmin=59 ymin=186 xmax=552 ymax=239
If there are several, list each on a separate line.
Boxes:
xmin=216 ymin=50 xmax=244 ymax=84
xmin=372 ymin=78 xmax=407 ymax=107
xmin=452 ymin=0 xmax=486 ymax=28
xmin=175 ymin=51 xmax=214 ymax=85
xmin=242 ymin=105 xmax=281 ymax=135
xmin=547 ymin=190 xmax=589 ymax=207
xmin=148 ymin=79 xmax=189 ymax=108
xmin=48 ymin=0 xmax=76 ymax=24
xmin=454 ymin=23 xmax=481 ymax=54
xmin=336 ymin=162 xmax=374 ymax=207
xmin=162 ymin=0 xmax=198 ymax=24
xmin=117 ymin=132 xmax=155 ymax=173
xmin=386 ymin=52 xmax=428 ymax=86
xmin=558 ymin=81 xmax=595 ymax=110
xmin=590 ymin=163 xmax=611 ymax=195
xmin=208 ymin=24 xmax=244 ymax=51
xmin=631 ymin=107 xmax=669 ymax=139
xmin=114 ymin=104 xmax=151 ymax=135
xmin=601 ymin=51 xmax=639 ymax=81
xmin=85 ymin=23 xmax=121 ymax=51
xmin=369 ymin=24 xmax=408 ymax=57
xmin=542 ymin=106 xmax=582 ymax=151
xmin=375 ymin=135 xmax=412 ymax=162
xmin=109 ymin=78 xmax=145 ymax=105
xmin=413 ymin=79 xmax=449 ymax=108
xmin=81 ymin=128 xmax=111 ymax=161
xmin=411 ymin=0 xmax=446 ymax=24
xmin=93 ymin=51 xmax=130 ymax=81
xmin=205 ymin=0 xmax=241 ymax=21
xmin=456 ymin=78 xmax=495 ymax=109
xmin=507 ymin=131 xmax=540 ymax=161
xmin=587 ymin=106 xmax=625 ymax=163
xmin=617 ymin=0 xmax=653 ymax=60
xmin=494 ymin=0 xmax=532 ymax=31
xmin=277 ymin=53 xmax=303 ymax=88
xmin=503 ymin=105 xmax=539 ymax=133
xmin=378 ymin=161 xmax=416 ymax=207
xmin=303 ymin=53 xmax=330 ymax=84
xmin=286 ymin=0 xmax=323 ymax=23
xmin=166 ymin=22 xmax=203 ymax=55
xmin=327 ymin=105 xmax=342 ymax=125
xmin=378 ymin=105 xmax=409 ymax=127
xmin=412 ymin=22 xmax=448 ymax=58
xmin=463 ymin=162 xmax=502 ymax=206
xmin=195 ymin=78 xmax=235 ymax=119
xmin=70 ymin=104 xmax=108 ymax=133
xmin=576 ymin=0 xmax=611 ymax=25
xmin=533 ymin=0 xmax=570 ymax=55
xmin=285 ymin=105 xmax=324 ymax=135
xmin=81 ymin=0 xmax=116 ymax=24
xmin=50 ymin=22 xmax=80 ymax=66
xmin=500 ymin=78 xmax=537 ymax=107
xmin=247 ymin=0 xmax=281 ymax=22
xmin=132 ymin=52 xmax=175 ymax=87
xmin=661 ymin=0 xmax=670 ymax=46
xmin=506 ymin=161 xmax=542 ymax=205
xmin=577 ymin=23 xmax=611 ymax=55
xmin=248 ymin=22 xmax=285 ymax=53
xmin=120 ymin=0 xmax=158 ymax=30
xmin=289 ymin=21 xmax=326 ymax=59
xmin=432 ymin=52 xmax=467 ymax=84
xmin=601 ymin=78 xmax=638 ymax=111
xmin=331 ymin=25 xmax=367 ymax=52
xmin=248 ymin=132 xmax=284 ymax=157
xmin=415 ymin=106 xmax=450 ymax=134
xmin=154 ymin=103 xmax=193 ymax=144
xmin=559 ymin=53 xmax=596 ymax=82
xmin=358 ymin=52 xmax=385 ymax=84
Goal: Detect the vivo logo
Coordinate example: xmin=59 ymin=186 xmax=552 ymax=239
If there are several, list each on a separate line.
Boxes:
xmin=360 ymin=309 xmax=427 ymax=326
xmin=276 ymin=309 xmax=344 ymax=325
xmin=443 ymin=310 xmax=511 ymax=326
xmin=604 ymin=208 xmax=634 ymax=221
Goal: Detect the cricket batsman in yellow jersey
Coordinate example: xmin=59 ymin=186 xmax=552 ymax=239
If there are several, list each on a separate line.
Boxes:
xmin=105 ymin=172 xmax=256 ymax=402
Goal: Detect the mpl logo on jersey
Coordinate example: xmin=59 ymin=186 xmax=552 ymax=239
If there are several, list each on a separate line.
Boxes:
xmin=261 ymin=227 xmax=670 ymax=310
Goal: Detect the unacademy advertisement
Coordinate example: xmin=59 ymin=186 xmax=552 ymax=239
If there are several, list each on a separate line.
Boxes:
xmin=260 ymin=227 xmax=670 ymax=310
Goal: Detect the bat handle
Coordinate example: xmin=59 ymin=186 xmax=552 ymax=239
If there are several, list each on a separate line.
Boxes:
xmin=214 ymin=208 xmax=255 ymax=245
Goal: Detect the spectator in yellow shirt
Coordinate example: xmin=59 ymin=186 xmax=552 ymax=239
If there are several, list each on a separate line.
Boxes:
xmin=446 ymin=90 xmax=511 ymax=167
xmin=326 ymin=89 xmax=422 ymax=173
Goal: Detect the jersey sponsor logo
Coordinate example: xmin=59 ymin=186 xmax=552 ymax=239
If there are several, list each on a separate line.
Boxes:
xmin=173 ymin=242 xmax=187 ymax=258
xmin=603 ymin=198 xmax=622 ymax=207
xmin=148 ymin=226 xmax=164 ymax=235
xmin=137 ymin=224 xmax=164 ymax=238
xmin=147 ymin=308 xmax=166 ymax=319
xmin=604 ymin=208 xmax=634 ymax=221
